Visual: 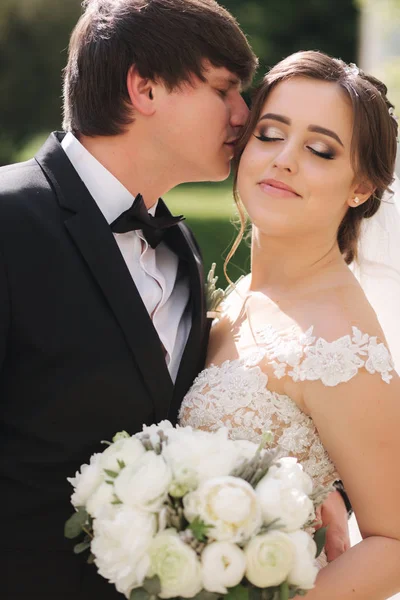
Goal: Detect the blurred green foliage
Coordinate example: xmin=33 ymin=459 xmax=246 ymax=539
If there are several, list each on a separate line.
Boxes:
xmin=0 ymin=0 xmax=359 ymax=165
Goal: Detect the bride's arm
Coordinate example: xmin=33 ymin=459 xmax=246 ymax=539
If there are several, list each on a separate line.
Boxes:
xmin=302 ymin=366 xmax=400 ymax=599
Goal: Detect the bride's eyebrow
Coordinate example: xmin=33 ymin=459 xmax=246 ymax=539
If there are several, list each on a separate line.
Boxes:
xmin=258 ymin=113 xmax=344 ymax=147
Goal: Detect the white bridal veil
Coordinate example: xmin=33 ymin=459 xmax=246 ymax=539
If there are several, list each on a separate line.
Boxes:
xmin=350 ymin=174 xmax=400 ymax=372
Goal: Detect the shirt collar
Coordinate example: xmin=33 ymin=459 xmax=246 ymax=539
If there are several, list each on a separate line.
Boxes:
xmin=61 ymin=132 xmax=157 ymax=223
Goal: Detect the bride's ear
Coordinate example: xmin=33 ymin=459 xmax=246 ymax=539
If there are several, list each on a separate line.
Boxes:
xmin=347 ymin=180 xmax=376 ymax=208
xmin=126 ymin=65 xmax=157 ymax=116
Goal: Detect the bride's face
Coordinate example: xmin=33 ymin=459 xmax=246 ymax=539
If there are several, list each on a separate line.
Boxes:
xmin=237 ymin=77 xmax=360 ymax=240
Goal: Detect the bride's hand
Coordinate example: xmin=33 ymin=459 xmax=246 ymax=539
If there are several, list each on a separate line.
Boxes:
xmin=316 ymin=490 xmax=350 ymax=562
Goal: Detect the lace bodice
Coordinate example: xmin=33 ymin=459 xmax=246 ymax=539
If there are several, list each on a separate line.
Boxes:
xmin=179 ymin=325 xmax=394 ymax=489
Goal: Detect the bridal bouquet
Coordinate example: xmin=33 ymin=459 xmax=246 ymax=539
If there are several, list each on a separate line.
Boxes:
xmin=65 ymin=422 xmax=325 ymax=600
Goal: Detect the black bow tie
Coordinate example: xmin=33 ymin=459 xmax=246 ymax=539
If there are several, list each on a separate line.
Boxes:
xmin=110 ymin=194 xmax=184 ymax=248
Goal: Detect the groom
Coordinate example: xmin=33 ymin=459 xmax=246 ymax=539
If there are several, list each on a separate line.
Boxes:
xmin=0 ymin=1 xmax=349 ymax=598
xmin=0 ymin=1 xmax=256 ymax=598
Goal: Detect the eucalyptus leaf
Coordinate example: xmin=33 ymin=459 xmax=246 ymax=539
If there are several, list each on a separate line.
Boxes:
xmin=313 ymin=526 xmax=328 ymax=557
xmin=193 ymin=591 xmax=221 ymax=600
xmin=64 ymin=507 xmax=89 ymax=539
xmin=249 ymin=587 xmax=262 ymax=600
xmin=87 ymin=553 xmax=95 ymax=565
xmin=130 ymin=588 xmax=150 ymax=600
xmin=73 ymin=541 xmax=91 ymax=554
xmin=143 ymin=576 xmax=162 ymax=596
xmin=104 ymin=469 xmax=119 ymax=478
xmin=225 ymin=584 xmax=249 ymax=600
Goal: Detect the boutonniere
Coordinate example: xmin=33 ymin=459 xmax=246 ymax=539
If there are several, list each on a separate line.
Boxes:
xmin=205 ymin=263 xmax=243 ymax=320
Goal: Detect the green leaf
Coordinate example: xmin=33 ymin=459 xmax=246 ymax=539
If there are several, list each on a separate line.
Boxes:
xmin=249 ymin=587 xmax=262 ymax=600
xmin=188 ymin=516 xmax=213 ymax=542
xmin=226 ymin=584 xmax=249 ymax=600
xmin=117 ymin=459 xmax=126 ymax=469
xmin=73 ymin=541 xmax=91 ymax=554
xmin=104 ymin=469 xmax=119 ymax=478
xmin=193 ymin=591 xmax=221 ymax=600
xmin=142 ymin=576 xmax=161 ymax=596
xmin=129 ymin=588 xmax=150 ymax=600
xmin=87 ymin=553 xmax=95 ymax=565
xmin=64 ymin=507 xmax=89 ymax=539
xmin=279 ymin=581 xmax=289 ymax=600
xmin=313 ymin=526 xmax=328 ymax=558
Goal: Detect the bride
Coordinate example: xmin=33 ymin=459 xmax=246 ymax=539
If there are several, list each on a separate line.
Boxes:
xmin=180 ymin=51 xmax=400 ymax=599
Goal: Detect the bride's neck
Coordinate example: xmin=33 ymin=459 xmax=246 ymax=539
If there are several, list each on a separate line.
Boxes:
xmin=249 ymin=228 xmax=344 ymax=295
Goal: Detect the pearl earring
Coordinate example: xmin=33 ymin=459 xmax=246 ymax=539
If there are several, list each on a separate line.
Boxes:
xmin=354 ymin=197 xmax=360 ymax=205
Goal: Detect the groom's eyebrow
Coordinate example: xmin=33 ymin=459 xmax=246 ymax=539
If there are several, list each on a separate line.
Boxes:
xmin=258 ymin=113 xmax=344 ymax=146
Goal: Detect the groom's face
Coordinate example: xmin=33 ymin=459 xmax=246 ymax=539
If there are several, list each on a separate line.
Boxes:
xmin=155 ymin=63 xmax=249 ymax=182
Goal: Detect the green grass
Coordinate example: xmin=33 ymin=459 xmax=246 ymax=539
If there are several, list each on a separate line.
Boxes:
xmin=165 ymin=182 xmax=251 ymax=284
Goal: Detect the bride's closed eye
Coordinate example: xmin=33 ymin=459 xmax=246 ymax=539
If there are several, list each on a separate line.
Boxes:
xmin=254 ymin=126 xmax=336 ymax=160
xmin=253 ymin=126 xmax=284 ymax=142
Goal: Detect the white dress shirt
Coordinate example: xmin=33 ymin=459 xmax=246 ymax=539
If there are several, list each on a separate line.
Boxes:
xmin=61 ymin=132 xmax=191 ymax=382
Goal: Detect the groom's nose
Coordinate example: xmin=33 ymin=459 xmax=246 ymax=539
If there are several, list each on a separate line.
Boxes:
xmin=230 ymin=93 xmax=249 ymax=128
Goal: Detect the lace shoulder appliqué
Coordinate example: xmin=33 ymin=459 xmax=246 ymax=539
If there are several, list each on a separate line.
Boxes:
xmin=257 ymin=325 xmax=394 ymax=386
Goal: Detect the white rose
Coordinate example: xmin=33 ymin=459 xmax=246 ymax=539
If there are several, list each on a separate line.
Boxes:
xmin=86 ymin=481 xmax=115 ymax=518
xmin=287 ymin=531 xmax=318 ymax=590
xmin=245 ymin=531 xmax=294 ymax=588
xmin=162 ymin=428 xmax=243 ymax=496
xmin=136 ymin=421 xmax=174 ymax=448
xmin=101 ymin=437 xmax=146 ymax=472
xmin=267 ymin=457 xmax=313 ymax=495
xmin=201 ymin=542 xmax=246 ymax=594
xmin=148 ymin=530 xmax=202 ymax=599
xmin=92 ymin=506 xmax=156 ymax=598
xmin=184 ymin=476 xmax=262 ymax=543
xmin=67 ymin=453 xmax=104 ymax=508
xmin=114 ymin=451 xmax=171 ymax=512
xmin=256 ymin=477 xmax=314 ymax=532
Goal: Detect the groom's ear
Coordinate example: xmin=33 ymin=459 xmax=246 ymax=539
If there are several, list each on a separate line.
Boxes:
xmin=126 ymin=65 xmax=157 ymax=116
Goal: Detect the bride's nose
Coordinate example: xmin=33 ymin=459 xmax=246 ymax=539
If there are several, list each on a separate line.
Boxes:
xmin=272 ymin=144 xmax=299 ymax=174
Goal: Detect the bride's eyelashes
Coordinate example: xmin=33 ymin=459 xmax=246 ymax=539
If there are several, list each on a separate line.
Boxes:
xmin=253 ymin=127 xmax=336 ymax=160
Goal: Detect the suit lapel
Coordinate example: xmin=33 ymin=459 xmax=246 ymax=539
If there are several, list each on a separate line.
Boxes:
xmin=35 ymin=133 xmax=173 ymax=421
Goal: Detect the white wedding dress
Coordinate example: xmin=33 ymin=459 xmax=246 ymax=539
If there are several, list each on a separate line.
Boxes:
xmin=179 ymin=322 xmax=394 ymax=494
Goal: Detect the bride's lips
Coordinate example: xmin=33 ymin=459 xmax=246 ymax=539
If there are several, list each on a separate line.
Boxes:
xmin=259 ymin=178 xmax=301 ymax=198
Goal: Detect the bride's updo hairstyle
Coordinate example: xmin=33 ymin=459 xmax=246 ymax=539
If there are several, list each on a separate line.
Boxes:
xmin=227 ymin=50 xmax=398 ymax=275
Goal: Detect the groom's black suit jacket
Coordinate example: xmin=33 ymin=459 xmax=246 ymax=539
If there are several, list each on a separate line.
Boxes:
xmin=0 ymin=133 xmax=210 ymax=599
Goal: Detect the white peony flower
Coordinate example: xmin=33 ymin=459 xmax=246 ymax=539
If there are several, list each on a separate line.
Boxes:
xmin=201 ymin=542 xmax=246 ymax=594
xmin=287 ymin=531 xmax=318 ymax=590
xmin=184 ymin=476 xmax=262 ymax=543
xmin=136 ymin=421 xmax=174 ymax=448
xmin=256 ymin=476 xmax=314 ymax=532
xmin=114 ymin=451 xmax=171 ymax=512
xmin=67 ymin=453 xmax=104 ymax=508
xmin=148 ymin=529 xmax=202 ymax=599
xmin=86 ymin=481 xmax=116 ymax=518
xmin=92 ymin=506 xmax=156 ymax=598
xmin=245 ymin=530 xmax=294 ymax=588
xmin=101 ymin=437 xmax=145 ymax=472
xmin=162 ymin=427 xmax=244 ymax=496
xmin=266 ymin=457 xmax=313 ymax=495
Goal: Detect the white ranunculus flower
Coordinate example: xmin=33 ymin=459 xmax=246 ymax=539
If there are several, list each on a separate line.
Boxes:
xmin=67 ymin=453 xmax=104 ymax=508
xmin=256 ymin=477 xmax=314 ymax=532
xmin=245 ymin=530 xmax=295 ymax=588
xmin=101 ymin=437 xmax=146 ymax=472
xmin=184 ymin=476 xmax=262 ymax=543
xmin=114 ymin=451 xmax=171 ymax=512
xmin=136 ymin=421 xmax=174 ymax=447
xmin=148 ymin=529 xmax=202 ymax=599
xmin=201 ymin=542 xmax=246 ymax=594
xmin=162 ymin=428 xmax=244 ymax=496
xmin=287 ymin=531 xmax=318 ymax=590
xmin=86 ymin=481 xmax=115 ymax=518
xmin=92 ymin=506 xmax=156 ymax=598
xmin=266 ymin=457 xmax=313 ymax=495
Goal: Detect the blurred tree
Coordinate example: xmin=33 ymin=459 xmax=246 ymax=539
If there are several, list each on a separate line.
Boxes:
xmin=0 ymin=0 xmax=359 ymax=165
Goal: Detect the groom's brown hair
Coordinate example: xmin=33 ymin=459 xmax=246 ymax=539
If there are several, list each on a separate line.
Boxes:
xmin=62 ymin=0 xmax=257 ymax=136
